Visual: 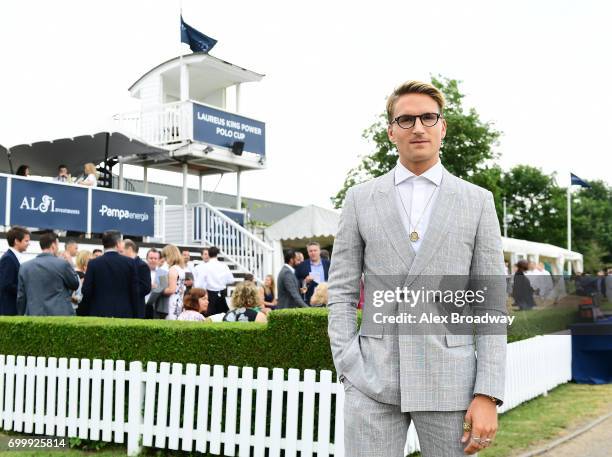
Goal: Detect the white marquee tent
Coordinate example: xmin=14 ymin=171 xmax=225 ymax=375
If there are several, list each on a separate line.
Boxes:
xmin=264 ymin=205 xmax=583 ymax=277
xmin=264 ymin=205 xmax=340 ymax=278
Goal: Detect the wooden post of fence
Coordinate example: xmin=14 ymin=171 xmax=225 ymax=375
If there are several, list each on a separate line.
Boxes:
xmin=127 ymin=361 xmax=144 ymax=456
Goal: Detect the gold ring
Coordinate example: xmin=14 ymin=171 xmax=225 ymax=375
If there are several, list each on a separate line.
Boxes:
xmin=463 ymin=422 xmax=472 ymax=432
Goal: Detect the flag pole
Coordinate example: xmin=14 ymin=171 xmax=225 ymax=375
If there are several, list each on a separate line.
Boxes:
xmin=503 ymin=196 xmax=508 ymax=238
xmin=179 ymin=0 xmax=187 ymax=101
xmin=567 ymin=181 xmax=572 ymax=275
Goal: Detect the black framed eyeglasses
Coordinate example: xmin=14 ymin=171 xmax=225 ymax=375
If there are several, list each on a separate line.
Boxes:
xmin=392 ymin=113 xmax=442 ymax=129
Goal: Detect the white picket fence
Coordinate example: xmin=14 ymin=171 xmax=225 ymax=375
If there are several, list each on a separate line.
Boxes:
xmin=0 ymin=334 xmax=572 ymax=456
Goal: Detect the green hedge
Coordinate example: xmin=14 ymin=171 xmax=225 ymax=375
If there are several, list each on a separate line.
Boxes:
xmin=507 ymin=307 xmax=578 ymax=343
xmin=0 ymin=307 xmax=578 ymax=372
xmin=0 ymin=309 xmax=335 ymax=372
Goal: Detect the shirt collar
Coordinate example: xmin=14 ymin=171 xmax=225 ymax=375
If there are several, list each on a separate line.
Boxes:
xmin=394 ymin=159 xmax=443 ymax=187
xmin=285 ymin=263 xmax=295 ymax=274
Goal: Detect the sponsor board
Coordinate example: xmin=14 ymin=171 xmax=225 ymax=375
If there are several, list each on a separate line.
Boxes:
xmin=92 ymin=189 xmax=155 ymax=236
xmin=10 ymin=179 xmax=88 ymax=231
xmin=193 ymin=103 xmax=266 ymax=156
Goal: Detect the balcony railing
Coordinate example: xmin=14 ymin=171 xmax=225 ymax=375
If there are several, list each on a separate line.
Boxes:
xmin=114 ymin=101 xmax=266 ymax=159
xmin=113 ymin=102 xmax=191 ymax=147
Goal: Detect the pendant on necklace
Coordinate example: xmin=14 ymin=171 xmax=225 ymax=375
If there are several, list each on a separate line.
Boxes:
xmin=409 ymin=231 xmax=419 ymax=242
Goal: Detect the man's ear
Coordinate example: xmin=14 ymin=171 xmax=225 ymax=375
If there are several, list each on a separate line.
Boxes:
xmin=388 ymin=124 xmax=395 ymax=144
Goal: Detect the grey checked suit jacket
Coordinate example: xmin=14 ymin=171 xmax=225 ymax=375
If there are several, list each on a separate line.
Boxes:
xmin=328 ymin=166 xmax=507 ymax=412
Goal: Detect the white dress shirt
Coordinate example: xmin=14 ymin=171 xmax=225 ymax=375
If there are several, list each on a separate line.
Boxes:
xmin=145 ymin=268 xmax=158 ymax=303
xmin=9 ymin=247 xmax=24 ymax=264
xmin=394 ymin=160 xmax=443 ymax=253
xmin=193 ymin=258 xmax=234 ymax=291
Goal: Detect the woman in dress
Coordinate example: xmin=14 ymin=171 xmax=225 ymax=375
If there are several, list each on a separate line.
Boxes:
xmin=77 ymin=163 xmax=98 ymax=187
xmin=223 ymin=281 xmax=267 ymax=323
xmin=258 ymin=274 xmax=277 ymax=309
xmin=73 ymin=250 xmax=92 ymax=308
xmin=161 ymin=244 xmax=186 ymax=320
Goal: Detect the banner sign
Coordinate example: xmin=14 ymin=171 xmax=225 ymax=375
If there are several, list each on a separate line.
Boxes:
xmin=219 ymin=208 xmax=246 ymax=227
xmin=10 ymin=178 xmax=88 ymax=231
xmin=0 ymin=177 xmax=6 ymax=226
xmin=193 ymin=103 xmax=266 ymax=156
xmin=92 ymin=189 xmax=155 ymax=236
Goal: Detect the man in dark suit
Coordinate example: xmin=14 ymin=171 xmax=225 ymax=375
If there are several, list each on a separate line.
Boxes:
xmin=277 ymin=249 xmax=307 ymax=309
xmin=79 ymin=230 xmax=140 ymax=318
xmin=0 ymin=226 xmax=30 ymax=315
xmin=123 ymin=239 xmax=151 ymax=319
xmin=17 ymin=231 xmax=79 ymax=316
xmin=294 ymin=241 xmax=330 ymax=305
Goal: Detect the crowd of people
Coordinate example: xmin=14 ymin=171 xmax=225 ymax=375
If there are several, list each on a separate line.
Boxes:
xmin=15 ymin=163 xmax=99 ymax=187
xmin=0 ymin=226 xmax=332 ymax=324
xmin=508 ymin=259 xmax=612 ymax=310
xmin=276 ymin=241 xmax=330 ymax=308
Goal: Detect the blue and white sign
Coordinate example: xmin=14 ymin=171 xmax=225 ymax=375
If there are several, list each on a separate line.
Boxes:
xmin=0 ymin=176 xmax=6 ymax=226
xmin=10 ymin=178 xmax=88 ymax=231
xmin=219 ymin=208 xmax=246 ymax=226
xmin=193 ymin=103 xmax=266 ymax=156
xmin=92 ymin=189 xmax=155 ymax=236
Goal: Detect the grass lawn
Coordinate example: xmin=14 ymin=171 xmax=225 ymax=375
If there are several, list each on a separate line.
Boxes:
xmin=481 ymin=382 xmax=612 ymax=456
xmin=2 ymin=383 xmax=612 ymax=457
xmin=0 ymin=441 xmax=127 ymax=457
xmin=404 ymin=382 xmax=612 ymax=457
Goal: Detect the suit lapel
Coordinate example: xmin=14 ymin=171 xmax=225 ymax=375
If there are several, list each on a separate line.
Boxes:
xmin=405 ymin=170 xmax=458 ymax=287
xmin=374 ymin=170 xmax=416 ymax=271
xmin=8 ymin=249 xmax=18 ymax=263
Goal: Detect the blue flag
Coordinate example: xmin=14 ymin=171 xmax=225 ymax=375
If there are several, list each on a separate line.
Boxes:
xmin=180 ymin=16 xmax=217 ymax=53
xmin=570 ymin=173 xmax=591 ymax=188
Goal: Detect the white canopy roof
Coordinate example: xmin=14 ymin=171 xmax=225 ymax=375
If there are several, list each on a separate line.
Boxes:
xmin=265 ymin=205 xmax=340 ymax=241
xmin=502 ymin=236 xmax=582 ymax=261
xmin=129 ymin=53 xmax=264 ymax=102
xmin=265 ymin=205 xmax=582 ymax=268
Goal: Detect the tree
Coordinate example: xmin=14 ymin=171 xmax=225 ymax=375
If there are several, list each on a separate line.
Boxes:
xmin=495 ymin=172 xmax=611 ymax=271
xmin=500 ymin=165 xmax=566 ymax=246
xmin=571 ymin=180 xmax=612 ymax=267
xmin=332 ymin=76 xmax=502 ymax=208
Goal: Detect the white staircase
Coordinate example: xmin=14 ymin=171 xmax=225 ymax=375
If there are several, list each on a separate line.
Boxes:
xmin=165 ymin=203 xmax=275 ymax=283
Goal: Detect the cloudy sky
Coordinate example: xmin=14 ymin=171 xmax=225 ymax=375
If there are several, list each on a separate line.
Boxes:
xmin=1 ymin=0 xmax=610 ymax=209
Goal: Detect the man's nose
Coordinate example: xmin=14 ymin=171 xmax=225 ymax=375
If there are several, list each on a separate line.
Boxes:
xmin=412 ymin=117 xmax=426 ymax=133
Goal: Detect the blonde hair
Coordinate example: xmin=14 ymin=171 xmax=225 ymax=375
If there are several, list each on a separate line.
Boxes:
xmin=75 ymin=250 xmax=92 ymax=271
xmin=161 ymin=244 xmax=184 ymax=268
xmin=263 ymin=274 xmax=275 ymax=296
xmin=232 ymin=281 xmax=260 ymax=309
xmin=386 ymin=80 xmax=445 ymax=123
xmin=310 ymin=283 xmax=329 ymax=306
xmin=84 ymin=163 xmax=97 ymax=176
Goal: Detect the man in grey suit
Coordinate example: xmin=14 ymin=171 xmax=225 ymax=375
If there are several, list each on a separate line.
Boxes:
xmin=276 ymin=249 xmax=307 ymax=309
xmin=328 ymin=81 xmax=507 ymax=456
xmin=17 ymin=232 xmax=80 ymax=316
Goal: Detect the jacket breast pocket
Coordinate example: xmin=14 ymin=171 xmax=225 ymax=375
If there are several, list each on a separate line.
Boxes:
xmin=359 ymin=325 xmax=383 ymax=339
xmin=445 ymin=334 xmax=475 ymax=347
